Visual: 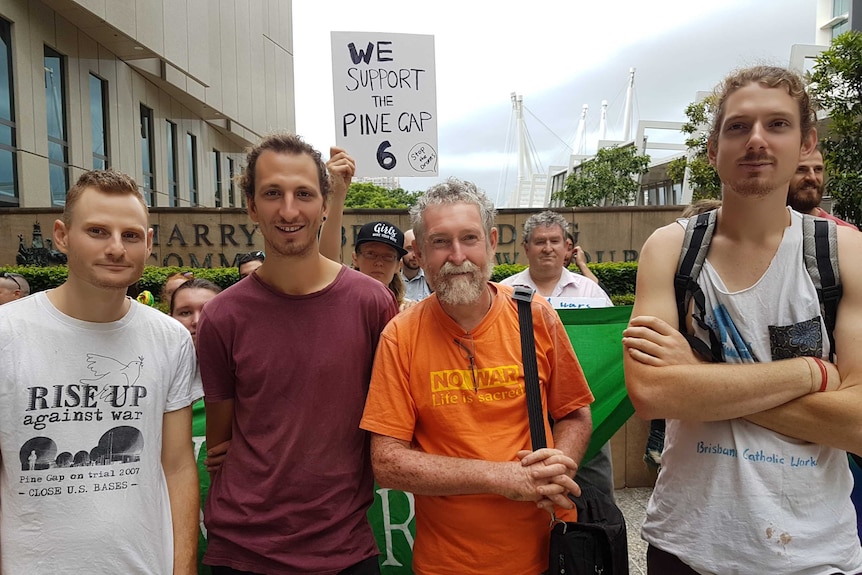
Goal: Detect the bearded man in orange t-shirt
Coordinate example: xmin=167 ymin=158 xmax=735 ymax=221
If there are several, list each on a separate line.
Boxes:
xmin=360 ymin=178 xmax=595 ymax=575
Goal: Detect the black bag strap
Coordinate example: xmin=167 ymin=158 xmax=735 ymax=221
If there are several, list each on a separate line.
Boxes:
xmin=674 ymin=209 xmax=724 ymax=363
xmin=802 ymin=214 xmax=842 ymax=362
xmin=512 ymin=286 xmax=547 ymax=451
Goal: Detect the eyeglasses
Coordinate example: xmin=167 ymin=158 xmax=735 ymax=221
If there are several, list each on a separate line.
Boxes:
xmin=2 ymin=273 xmax=21 ymax=290
xmin=180 ymin=271 xmax=194 ymax=279
xmin=359 ymin=251 xmax=398 ymax=263
xmin=238 ymin=251 xmax=265 ymax=265
xmin=454 ymin=336 xmax=479 ymax=392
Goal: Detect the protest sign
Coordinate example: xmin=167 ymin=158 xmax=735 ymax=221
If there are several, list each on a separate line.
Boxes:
xmin=331 ymin=32 xmax=438 ymax=177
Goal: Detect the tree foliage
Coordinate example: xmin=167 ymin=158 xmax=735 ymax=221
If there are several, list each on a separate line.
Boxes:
xmin=809 ymin=30 xmax=862 ymax=225
xmin=343 ymin=182 xmax=423 ymax=209
xmin=553 ymin=144 xmax=650 ymax=207
xmin=666 ymin=98 xmax=722 ymax=201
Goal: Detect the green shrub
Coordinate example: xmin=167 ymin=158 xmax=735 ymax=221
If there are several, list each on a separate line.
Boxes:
xmin=0 ymin=265 xmax=241 ymax=303
xmin=139 ymin=267 xmax=240 ymax=302
xmin=588 ymin=262 xmax=638 ymax=296
xmin=2 ymin=262 xmax=639 ymax=301
xmin=490 ymin=264 xmax=527 ymax=282
xmin=611 ymin=294 xmax=635 ymax=306
xmin=0 ymin=265 xmax=69 ymax=294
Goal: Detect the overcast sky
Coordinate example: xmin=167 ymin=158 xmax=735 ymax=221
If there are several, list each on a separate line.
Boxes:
xmin=292 ymin=1 xmax=818 ymax=206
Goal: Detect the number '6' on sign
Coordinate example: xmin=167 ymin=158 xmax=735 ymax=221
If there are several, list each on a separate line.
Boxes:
xmin=377 ymin=141 xmax=396 ymax=171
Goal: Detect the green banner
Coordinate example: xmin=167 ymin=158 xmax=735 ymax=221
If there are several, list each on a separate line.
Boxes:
xmin=558 ymin=305 xmax=634 ymax=462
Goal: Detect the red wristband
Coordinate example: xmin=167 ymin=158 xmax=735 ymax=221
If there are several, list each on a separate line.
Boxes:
xmin=811 ymin=357 xmax=828 ymax=392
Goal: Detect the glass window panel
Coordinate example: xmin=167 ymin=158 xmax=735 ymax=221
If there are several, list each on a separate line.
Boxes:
xmin=166 ymin=125 xmax=175 ymax=181
xmin=227 ymin=157 xmax=235 ymax=207
xmin=0 ymin=20 xmax=12 ymax=122
xmin=0 ymin=148 xmax=14 ymax=196
xmin=0 ymin=123 xmax=12 ymax=146
xmin=48 ymin=140 xmax=65 ymax=162
xmin=187 ymin=133 xmax=198 ymax=207
xmin=833 ymin=0 xmax=850 ymax=17
xmin=89 ymin=74 xmax=108 ymax=169
xmin=833 ymin=20 xmax=850 ymax=38
xmin=141 ymin=104 xmax=155 ymax=205
xmin=213 ymin=150 xmax=221 ymax=208
xmin=44 ymin=52 xmax=65 ymax=141
xmin=166 ymin=121 xmax=178 ymax=207
xmin=49 ymin=163 xmax=67 ymax=205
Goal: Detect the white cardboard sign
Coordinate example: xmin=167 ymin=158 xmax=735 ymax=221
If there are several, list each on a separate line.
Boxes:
xmin=331 ymin=32 xmax=438 ymax=178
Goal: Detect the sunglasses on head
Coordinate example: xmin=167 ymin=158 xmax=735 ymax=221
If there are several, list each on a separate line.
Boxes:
xmin=238 ymin=251 xmax=265 ymax=265
xmin=2 ymin=273 xmax=21 ymax=290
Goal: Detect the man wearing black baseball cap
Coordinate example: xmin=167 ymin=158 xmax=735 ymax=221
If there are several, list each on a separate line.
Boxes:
xmin=352 ymin=221 xmax=410 ymax=309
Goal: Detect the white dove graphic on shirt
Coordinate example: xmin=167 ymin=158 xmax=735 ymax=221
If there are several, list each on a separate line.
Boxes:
xmin=79 ymin=354 xmax=144 ymax=387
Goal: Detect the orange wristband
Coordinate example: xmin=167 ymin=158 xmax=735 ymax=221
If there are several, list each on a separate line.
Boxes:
xmin=811 ymin=357 xmax=828 ymax=392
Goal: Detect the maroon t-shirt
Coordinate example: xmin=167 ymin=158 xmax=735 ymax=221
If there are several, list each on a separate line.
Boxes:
xmin=197 ymin=266 xmax=398 ymax=574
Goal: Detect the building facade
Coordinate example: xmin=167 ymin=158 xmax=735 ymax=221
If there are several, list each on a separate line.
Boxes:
xmin=0 ymin=0 xmax=294 ymax=209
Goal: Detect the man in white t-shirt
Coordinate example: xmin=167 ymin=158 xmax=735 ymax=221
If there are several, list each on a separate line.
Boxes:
xmin=0 ymin=170 xmax=200 ymax=574
xmin=624 ymin=66 xmax=862 ymax=573
xmin=500 ymin=210 xmax=615 ymax=497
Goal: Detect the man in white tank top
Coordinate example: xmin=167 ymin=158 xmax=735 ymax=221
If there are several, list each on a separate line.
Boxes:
xmin=623 ymin=66 xmax=862 ymax=574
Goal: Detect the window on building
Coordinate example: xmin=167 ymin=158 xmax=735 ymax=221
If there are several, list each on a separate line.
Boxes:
xmin=831 ymin=0 xmax=851 ymax=38
xmin=0 ymin=18 xmax=17 ymax=206
xmin=166 ymin=121 xmax=178 ymax=207
xmin=187 ymin=133 xmax=198 ymax=206
xmin=89 ymin=74 xmax=109 ymax=169
xmin=140 ymin=104 xmax=155 ymax=206
xmin=213 ymin=149 xmax=222 ymax=208
xmin=640 ymin=179 xmax=681 ymax=206
xmin=45 ymin=47 xmax=68 ymax=206
xmin=227 ymin=156 xmax=236 ymax=207
xmin=833 ymin=0 xmax=850 ymax=17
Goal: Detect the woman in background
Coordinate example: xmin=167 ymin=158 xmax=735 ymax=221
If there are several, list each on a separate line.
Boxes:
xmin=352 ymin=220 xmax=413 ymax=311
xmin=169 ymin=278 xmax=223 ymax=575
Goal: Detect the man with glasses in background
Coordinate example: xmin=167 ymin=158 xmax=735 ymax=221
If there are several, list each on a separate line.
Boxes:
xmin=0 ymin=272 xmax=30 ymax=305
xmin=236 ymin=251 xmax=265 ymax=279
xmin=360 ymin=178 xmax=595 ymax=574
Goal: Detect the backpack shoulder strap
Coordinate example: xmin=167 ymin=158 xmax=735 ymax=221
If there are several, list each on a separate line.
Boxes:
xmin=674 ymin=210 xmax=722 ymax=362
xmin=801 ymin=214 xmax=842 ymax=361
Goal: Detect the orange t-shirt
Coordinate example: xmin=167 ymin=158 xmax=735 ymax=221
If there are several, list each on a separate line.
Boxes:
xmin=361 ymin=283 xmax=594 ymax=575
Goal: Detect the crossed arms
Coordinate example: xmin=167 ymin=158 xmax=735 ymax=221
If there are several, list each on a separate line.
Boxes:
xmin=623 ymin=223 xmax=862 ymax=454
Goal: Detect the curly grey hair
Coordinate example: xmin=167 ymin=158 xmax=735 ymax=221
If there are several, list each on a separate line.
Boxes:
xmin=410 ymin=178 xmax=497 ymax=246
xmin=522 ymin=211 xmax=569 ymax=244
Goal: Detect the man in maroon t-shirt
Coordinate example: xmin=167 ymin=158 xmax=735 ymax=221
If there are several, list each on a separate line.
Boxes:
xmin=788 ymin=148 xmax=859 ymax=230
xmin=196 ymin=134 xmax=397 ymax=575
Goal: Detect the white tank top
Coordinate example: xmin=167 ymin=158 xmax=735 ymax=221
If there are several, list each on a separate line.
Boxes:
xmin=642 ymin=209 xmax=862 ymax=574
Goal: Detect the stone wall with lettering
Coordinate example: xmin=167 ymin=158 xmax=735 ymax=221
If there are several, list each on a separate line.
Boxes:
xmin=0 ymin=206 xmax=683 ymax=268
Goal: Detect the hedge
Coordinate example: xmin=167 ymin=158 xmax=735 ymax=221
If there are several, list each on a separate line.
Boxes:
xmin=0 ymin=265 xmax=239 ymax=304
xmin=1 ymin=261 xmax=638 ymax=302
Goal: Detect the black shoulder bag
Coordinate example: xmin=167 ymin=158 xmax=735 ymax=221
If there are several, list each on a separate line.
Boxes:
xmin=511 ymin=286 xmax=629 ymax=575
